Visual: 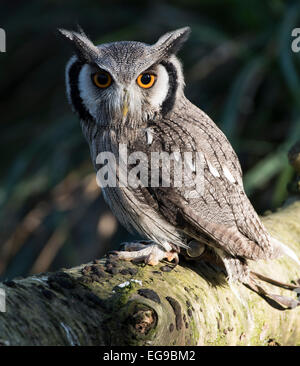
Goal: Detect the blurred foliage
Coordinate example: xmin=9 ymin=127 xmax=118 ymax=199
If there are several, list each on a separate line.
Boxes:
xmin=0 ymin=0 xmax=300 ymax=280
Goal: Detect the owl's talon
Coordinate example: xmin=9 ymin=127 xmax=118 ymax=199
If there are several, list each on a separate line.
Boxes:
xmin=112 ymin=241 xmax=178 ymax=266
xmin=165 ymin=252 xmax=179 ymax=264
xmin=146 ymin=255 xmax=159 ymax=266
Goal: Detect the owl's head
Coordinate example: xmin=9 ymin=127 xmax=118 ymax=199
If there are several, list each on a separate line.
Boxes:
xmin=59 ymin=26 xmax=190 ymax=128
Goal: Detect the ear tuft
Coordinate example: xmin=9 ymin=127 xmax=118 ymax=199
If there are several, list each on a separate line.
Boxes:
xmin=58 ymin=27 xmax=99 ymax=63
xmin=153 ymin=27 xmax=191 ymax=57
xmin=58 ymin=28 xmax=74 ymax=41
xmin=76 ymin=24 xmax=88 ymax=38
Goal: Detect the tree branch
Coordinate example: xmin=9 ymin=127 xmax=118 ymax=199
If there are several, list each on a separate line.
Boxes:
xmin=0 ymin=199 xmax=300 ymax=346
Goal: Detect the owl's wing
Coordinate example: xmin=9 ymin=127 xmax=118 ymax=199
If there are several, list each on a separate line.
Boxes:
xmin=148 ymin=186 xmax=273 ymax=260
xmin=142 ymin=102 xmax=274 ymax=260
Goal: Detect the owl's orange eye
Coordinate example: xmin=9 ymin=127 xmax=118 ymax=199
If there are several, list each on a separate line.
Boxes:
xmin=137 ymin=73 xmax=156 ymax=89
xmin=92 ymin=71 xmax=112 ymax=88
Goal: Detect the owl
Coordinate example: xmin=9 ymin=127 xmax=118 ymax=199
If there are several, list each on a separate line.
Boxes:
xmin=59 ymin=26 xmax=299 ymax=308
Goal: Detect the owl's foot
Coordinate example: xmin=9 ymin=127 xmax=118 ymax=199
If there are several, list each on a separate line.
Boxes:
xmin=111 ymin=241 xmax=179 ymax=266
xmin=248 ymin=271 xmax=300 ymax=309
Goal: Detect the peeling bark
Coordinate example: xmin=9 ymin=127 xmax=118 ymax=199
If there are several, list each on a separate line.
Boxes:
xmin=1 ymin=200 xmax=300 ymax=346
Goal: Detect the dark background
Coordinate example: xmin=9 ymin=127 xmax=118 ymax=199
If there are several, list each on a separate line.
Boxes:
xmin=0 ymin=0 xmax=300 ymax=280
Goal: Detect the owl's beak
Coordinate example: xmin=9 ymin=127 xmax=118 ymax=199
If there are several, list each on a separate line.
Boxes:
xmin=122 ymin=101 xmax=129 ymax=117
xmin=122 ymin=89 xmax=129 ymax=117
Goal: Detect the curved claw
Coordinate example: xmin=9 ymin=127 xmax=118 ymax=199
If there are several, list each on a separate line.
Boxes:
xmin=267 ymin=293 xmax=300 ymax=309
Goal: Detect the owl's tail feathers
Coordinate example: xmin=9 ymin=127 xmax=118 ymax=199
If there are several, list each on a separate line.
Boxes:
xmin=216 ymin=248 xmax=300 ymax=309
xmin=270 ymin=236 xmax=300 ymax=266
xmin=249 ymin=271 xmax=300 ymax=309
